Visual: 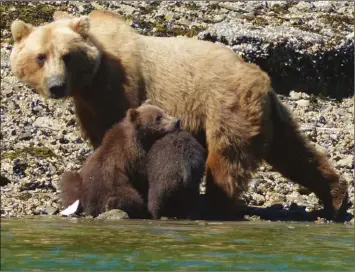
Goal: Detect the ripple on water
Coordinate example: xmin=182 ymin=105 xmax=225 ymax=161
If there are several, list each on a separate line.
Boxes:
xmin=1 ymin=218 xmax=353 ymax=271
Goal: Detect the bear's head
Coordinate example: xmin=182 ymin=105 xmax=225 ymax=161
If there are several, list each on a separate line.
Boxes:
xmin=10 ymin=15 xmax=101 ymax=99
xmin=127 ymin=104 xmax=180 ymax=141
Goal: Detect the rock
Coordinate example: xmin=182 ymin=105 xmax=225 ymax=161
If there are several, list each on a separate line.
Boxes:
xmin=337 ymin=155 xmax=354 ymax=168
xmin=177 ymin=18 xmax=192 ymax=26
xmin=0 ymin=176 xmax=11 ymax=187
xmin=269 ymin=203 xmax=284 ymax=210
xmin=212 ymin=14 xmax=226 ymax=23
xmin=198 ymin=20 xmax=354 ymax=98
xmin=289 ymin=91 xmax=303 ymax=100
xmin=296 ymin=184 xmax=312 ymax=196
xmin=44 ymin=206 xmax=59 ymax=215
xmin=164 ymin=12 xmax=174 ymax=21
xmin=239 ymin=13 xmax=255 ymax=21
xmin=291 ymin=2 xmax=314 ymax=12
xmin=296 ymin=99 xmax=310 ymax=107
xmin=18 ymin=131 xmax=32 ymax=141
xmin=313 ymin=1 xmax=335 ymax=12
xmin=346 ymin=32 xmax=354 ymax=40
xmin=90 ymin=2 xmax=104 ymax=10
xmin=33 ymin=117 xmax=61 ymax=130
xmin=96 ymin=209 xmax=129 ymax=220
xmin=269 ymin=1 xmax=288 ymax=9
xmin=217 ymin=3 xmax=246 ymax=13
xmin=252 ymin=193 xmax=265 ymax=206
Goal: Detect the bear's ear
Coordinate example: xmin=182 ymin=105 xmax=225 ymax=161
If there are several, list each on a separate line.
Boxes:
xmin=127 ymin=108 xmax=139 ymax=122
xmin=69 ymin=16 xmax=90 ymax=37
xmin=142 ymin=99 xmax=152 ymax=105
xmin=53 ymin=11 xmax=73 ymax=21
xmin=11 ymin=20 xmax=34 ymax=43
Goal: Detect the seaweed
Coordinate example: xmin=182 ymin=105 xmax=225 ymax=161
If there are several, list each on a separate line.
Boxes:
xmin=0 ymin=2 xmax=67 ymax=43
xmin=2 ymin=147 xmax=57 ymax=160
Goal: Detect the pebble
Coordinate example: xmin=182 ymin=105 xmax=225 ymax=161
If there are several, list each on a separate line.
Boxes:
xmin=44 ymin=206 xmax=59 ymax=215
xmin=296 ymin=99 xmax=310 ymax=107
xmin=337 ymin=155 xmax=354 ymax=168
xmin=96 ymin=209 xmax=129 ymax=220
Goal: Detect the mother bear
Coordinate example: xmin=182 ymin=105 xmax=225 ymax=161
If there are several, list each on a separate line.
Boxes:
xmin=10 ymin=10 xmax=348 ymax=220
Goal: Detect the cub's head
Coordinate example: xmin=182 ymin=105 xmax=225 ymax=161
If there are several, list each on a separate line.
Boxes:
xmin=127 ymin=104 xmax=180 ymax=140
xmin=10 ymin=14 xmax=101 ymax=99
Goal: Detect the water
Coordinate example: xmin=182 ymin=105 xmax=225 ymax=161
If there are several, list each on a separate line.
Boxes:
xmin=1 ymin=217 xmax=353 ymax=271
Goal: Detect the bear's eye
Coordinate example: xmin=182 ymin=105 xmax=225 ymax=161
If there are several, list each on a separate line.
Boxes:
xmin=62 ymin=53 xmax=71 ymax=65
xmin=156 ymin=115 xmax=162 ymax=122
xmin=36 ymin=54 xmax=46 ymax=66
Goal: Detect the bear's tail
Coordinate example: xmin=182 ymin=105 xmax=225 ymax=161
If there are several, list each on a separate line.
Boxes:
xmin=58 ymin=171 xmax=83 ymax=209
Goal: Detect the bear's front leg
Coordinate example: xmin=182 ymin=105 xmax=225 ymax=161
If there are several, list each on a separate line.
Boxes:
xmin=204 ymin=151 xmax=244 ymax=220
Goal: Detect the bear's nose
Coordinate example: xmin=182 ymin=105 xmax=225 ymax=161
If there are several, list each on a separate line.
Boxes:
xmin=174 ymin=119 xmax=181 ymax=129
xmin=47 ymin=77 xmax=67 ymax=99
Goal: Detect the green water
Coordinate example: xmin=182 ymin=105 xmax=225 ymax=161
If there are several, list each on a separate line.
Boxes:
xmin=1 ymin=217 xmax=353 ymax=271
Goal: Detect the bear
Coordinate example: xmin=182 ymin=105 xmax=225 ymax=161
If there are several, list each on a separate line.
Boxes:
xmin=58 ymin=103 xmax=180 ymax=218
xmin=10 ymin=10 xmax=348 ymax=220
xmin=147 ymin=130 xmax=206 ymax=220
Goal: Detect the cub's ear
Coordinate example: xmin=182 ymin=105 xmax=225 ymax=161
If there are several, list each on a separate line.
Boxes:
xmin=127 ymin=108 xmax=139 ymax=122
xmin=11 ymin=20 xmax=34 ymax=43
xmin=69 ymin=16 xmax=90 ymax=37
xmin=142 ymin=99 xmax=152 ymax=105
xmin=53 ymin=11 xmax=73 ymax=21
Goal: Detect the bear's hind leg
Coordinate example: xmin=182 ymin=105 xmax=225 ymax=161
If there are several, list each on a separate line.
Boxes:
xmin=105 ymin=187 xmax=150 ymax=219
xmin=265 ymin=101 xmax=348 ymax=220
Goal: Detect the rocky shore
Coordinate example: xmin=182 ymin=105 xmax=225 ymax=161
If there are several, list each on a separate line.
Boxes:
xmin=1 ymin=1 xmax=353 ymax=222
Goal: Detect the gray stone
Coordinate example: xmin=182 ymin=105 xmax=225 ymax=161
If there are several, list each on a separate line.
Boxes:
xmin=45 ymin=206 xmax=59 ymax=215
xmin=18 ymin=132 xmax=32 ymax=141
xmin=212 ymin=14 xmax=226 ymax=23
xmin=96 ymin=209 xmax=129 ymax=220
xmin=289 ymin=91 xmax=303 ymax=100
xmin=33 ymin=117 xmax=61 ymax=130
xmin=198 ymin=20 xmax=354 ymax=98
xmin=337 ymin=155 xmax=353 ymax=168
xmin=296 ymin=99 xmax=310 ymax=107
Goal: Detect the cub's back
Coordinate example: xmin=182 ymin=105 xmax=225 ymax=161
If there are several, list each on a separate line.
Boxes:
xmin=147 ymin=130 xmax=206 ymax=184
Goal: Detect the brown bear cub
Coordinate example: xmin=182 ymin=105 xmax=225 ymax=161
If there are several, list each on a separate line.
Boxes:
xmin=59 ymin=104 xmax=180 ymax=218
xmin=147 ymin=130 xmax=206 ymax=219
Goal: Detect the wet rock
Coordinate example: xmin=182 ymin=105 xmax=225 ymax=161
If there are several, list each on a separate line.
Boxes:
xmin=18 ymin=131 xmax=32 ymax=141
xmin=33 ymin=117 xmax=61 ymax=131
xmin=296 ymin=99 xmax=310 ymax=107
xmin=346 ymin=32 xmax=354 ymax=40
xmin=0 ymin=176 xmax=11 ymax=187
xmin=44 ymin=206 xmax=59 ymax=215
xmin=96 ymin=209 xmax=129 ymax=220
xmin=337 ymin=155 xmax=354 ymax=169
xmin=198 ymin=20 xmax=354 ymax=98
xmin=212 ymin=14 xmax=226 ymax=23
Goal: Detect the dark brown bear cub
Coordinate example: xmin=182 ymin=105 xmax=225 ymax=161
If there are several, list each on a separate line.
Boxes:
xmin=147 ymin=131 xmax=206 ymax=219
xmin=59 ymin=104 xmax=180 ymax=218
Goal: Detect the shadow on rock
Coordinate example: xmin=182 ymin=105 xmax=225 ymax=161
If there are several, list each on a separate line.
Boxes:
xmin=243 ymin=203 xmax=353 ymax=223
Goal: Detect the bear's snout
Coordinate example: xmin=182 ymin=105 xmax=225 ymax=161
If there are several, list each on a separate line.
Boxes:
xmin=46 ymin=76 xmax=68 ymax=99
